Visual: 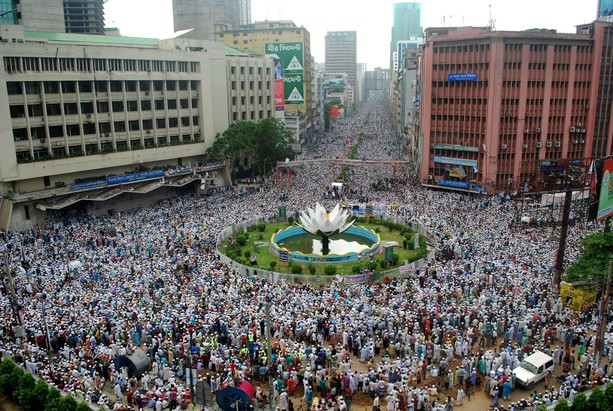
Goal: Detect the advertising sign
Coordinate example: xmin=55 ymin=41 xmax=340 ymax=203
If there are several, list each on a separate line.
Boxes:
xmin=275 ymin=79 xmax=284 ymax=111
xmin=597 ymin=158 xmax=613 ymax=221
xmin=265 ymin=42 xmax=304 ymax=73
xmin=434 ymin=156 xmax=478 ymax=168
xmin=266 ymin=42 xmax=304 ymax=107
xmin=283 ymin=73 xmax=304 ymax=104
xmin=328 ymin=78 xmax=345 ymax=93
xmin=560 ymin=281 xmax=597 ymax=311
xmin=279 ymin=249 xmax=289 ymax=266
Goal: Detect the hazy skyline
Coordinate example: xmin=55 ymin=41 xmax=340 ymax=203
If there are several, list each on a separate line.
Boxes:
xmin=105 ymin=0 xmax=598 ymax=69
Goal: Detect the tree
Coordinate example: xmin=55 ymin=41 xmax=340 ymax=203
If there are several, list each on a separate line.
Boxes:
xmin=565 ymin=233 xmax=613 ymax=283
xmin=75 ymin=403 xmax=93 ymax=411
xmin=571 ymin=392 xmax=589 ymax=411
xmin=44 ymin=387 xmax=62 ymax=411
xmin=206 ymin=118 xmax=294 ymax=180
xmin=58 ymin=395 xmax=78 ymax=411
xmin=17 ymin=372 xmax=36 ymax=410
xmin=554 ymin=398 xmax=570 ymax=411
xmin=587 ymin=385 xmax=608 ymax=411
xmin=31 ymin=379 xmax=50 ymax=411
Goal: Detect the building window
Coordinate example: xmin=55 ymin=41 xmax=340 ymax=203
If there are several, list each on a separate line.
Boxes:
xmin=43 ymin=176 xmax=50 ymax=187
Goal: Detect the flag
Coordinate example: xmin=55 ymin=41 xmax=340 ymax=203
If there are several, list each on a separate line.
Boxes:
xmin=276 ymin=167 xmax=281 ymax=180
xmin=456 ymin=166 xmax=466 ymax=179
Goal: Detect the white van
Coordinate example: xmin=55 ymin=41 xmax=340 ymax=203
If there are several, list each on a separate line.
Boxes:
xmin=512 ymin=351 xmax=555 ymax=388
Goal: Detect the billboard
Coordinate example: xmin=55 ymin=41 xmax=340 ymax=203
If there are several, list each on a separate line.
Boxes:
xmin=597 ymin=158 xmax=613 ymax=220
xmin=328 ymin=78 xmax=345 ymax=93
xmin=266 ymin=42 xmax=304 ymax=106
xmin=265 ymin=42 xmax=304 ymax=72
xmin=283 ymin=73 xmax=304 ymax=104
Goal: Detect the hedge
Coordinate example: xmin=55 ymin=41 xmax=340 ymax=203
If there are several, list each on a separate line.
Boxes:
xmin=0 ymin=358 xmax=93 ymax=411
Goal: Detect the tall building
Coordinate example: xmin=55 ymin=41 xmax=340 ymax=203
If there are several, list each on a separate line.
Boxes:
xmin=0 ymin=25 xmax=232 ymax=230
xmin=418 ymin=25 xmax=613 ymax=193
xmin=172 ymin=0 xmax=250 ymax=41
xmin=15 ymin=0 xmax=66 ymax=33
xmin=598 ymin=0 xmax=613 ymax=17
xmin=390 ymin=2 xmax=421 ymax=69
xmin=0 ymin=0 xmax=105 ymax=35
xmin=324 ymin=31 xmax=357 ymax=105
xmin=63 ymin=0 xmax=105 ymax=35
xmin=364 ymin=68 xmax=389 ymax=101
xmin=216 ymin=20 xmax=316 ymax=145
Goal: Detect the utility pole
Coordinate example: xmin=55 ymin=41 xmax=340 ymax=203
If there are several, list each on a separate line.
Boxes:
xmin=554 ymin=189 xmax=573 ymax=293
xmin=595 ymin=262 xmax=612 ymax=368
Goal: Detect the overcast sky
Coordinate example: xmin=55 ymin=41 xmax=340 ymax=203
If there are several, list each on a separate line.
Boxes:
xmin=105 ymin=0 xmax=598 ymax=69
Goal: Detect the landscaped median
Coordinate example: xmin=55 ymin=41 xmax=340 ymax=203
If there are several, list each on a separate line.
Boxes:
xmin=219 ymin=216 xmax=429 ymax=276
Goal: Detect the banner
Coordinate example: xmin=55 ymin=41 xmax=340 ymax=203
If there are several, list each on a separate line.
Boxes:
xmin=399 ymin=262 xmax=416 ymax=275
xmin=597 ymin=158 xmax=613 ymax=221
xmin=274 ymin=79 xmax=284 ymax=111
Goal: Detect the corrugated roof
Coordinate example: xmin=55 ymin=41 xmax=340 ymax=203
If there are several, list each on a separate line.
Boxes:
xmin=25 ymin=31 xmax=159 ymax=47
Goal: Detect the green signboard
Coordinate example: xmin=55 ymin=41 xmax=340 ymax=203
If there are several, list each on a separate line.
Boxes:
xmin=283 ymin=73 xmax=304 ymax=104
xmin=279 ymin=205 xmax=287 ymax=218
xmin=385 ymin=246 xmax=393 ymax=262
xmin=265 ymin=42 xmax=304 ymax=73
xmin=266 ymin=42 xmax=304 ymax=106
xmin=597 ymin=158 xmax=613 ymax=221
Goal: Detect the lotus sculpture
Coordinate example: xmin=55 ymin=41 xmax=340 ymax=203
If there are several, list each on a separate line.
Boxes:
xmin=298 ymin=203 xmax=354 ymax=255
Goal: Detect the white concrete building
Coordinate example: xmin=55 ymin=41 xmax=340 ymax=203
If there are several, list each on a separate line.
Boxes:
xmin=0 ymin=25 xmax=236 ymax=230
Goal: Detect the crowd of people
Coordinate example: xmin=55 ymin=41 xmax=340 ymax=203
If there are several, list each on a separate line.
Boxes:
xmin=0 ymin=100 xmax=611 ymax=411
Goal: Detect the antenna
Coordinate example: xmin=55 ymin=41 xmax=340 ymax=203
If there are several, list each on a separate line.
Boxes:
xmin=488 ymin=4 xmax=496 ymax=31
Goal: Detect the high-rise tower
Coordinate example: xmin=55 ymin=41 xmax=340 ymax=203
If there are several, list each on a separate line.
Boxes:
xmin=173 ymin=0 xmax=250 ymax=40
xmin=325 ymin=31 xmax=357 ymax=93
xmin=390 ymin=2 xmax=422 ymax=69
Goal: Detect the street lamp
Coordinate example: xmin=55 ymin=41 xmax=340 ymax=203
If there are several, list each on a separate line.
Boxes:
xmin=0 ymin=245 xmax=25 ymax=338
xmin=185 ymin=329 xmax=195 ymax=406
xmin=38 ymin=292 xmax=54 ymax=373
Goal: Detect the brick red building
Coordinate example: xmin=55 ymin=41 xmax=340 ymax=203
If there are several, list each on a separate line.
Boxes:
xmin=419 ymin=22 xmax=613 ymax=193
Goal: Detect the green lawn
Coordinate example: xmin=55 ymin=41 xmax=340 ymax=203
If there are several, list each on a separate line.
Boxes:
xmin=219 ymin=219 xmax=428 ymax=276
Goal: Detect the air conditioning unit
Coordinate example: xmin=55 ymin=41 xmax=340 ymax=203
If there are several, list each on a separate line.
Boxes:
xmin=546 ymin=142 xmax=552 ymax=147
xmin=581 ymin=129 xmax=586 ymax=133
xmin=524 ymin=128 xmax=530 ymax=134
xmin=427 ymin=175 xmax=433 ymax=180
xmin=522 ymin=144 xmax=528 ymax=149
xmin=535 ymin=128 xmax=541 ymax=133
xmin=146 ymin=129 xmax=151 ymax=134
xmin=86 ymin=113 xmax=91 ymax=119
xmin=536 ymin=142 xmax=542 ymax=148
xmin=580 ymin=140 xmax=585 ymax=144
xmin=576 ymin=123 xmax=582 ymax=128
xmin=145 ymin=91 xmax=150 ymax=96
xmin=555 ymin=142 xmax=561 ymax=147
xmin=573 ymin=140 xmax=579 ymax=144
xmin=501 ymin=144 xmax=507 ymax=149
xmin=570 ymin=127 xmax=576 ymax=132
xmin=40 ymin=138 xmax=46 ymax=143
xmin=104 ymin=133 xmax=110 ymax=137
